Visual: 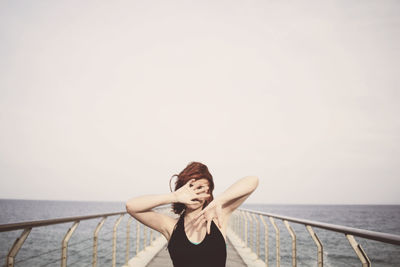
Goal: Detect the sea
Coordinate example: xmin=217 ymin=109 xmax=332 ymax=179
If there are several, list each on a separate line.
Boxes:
xmin=0 ymin=199 xmax=399 ymax=267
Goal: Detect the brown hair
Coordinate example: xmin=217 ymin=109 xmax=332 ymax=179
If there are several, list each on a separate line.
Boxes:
xmin=169 ymin=161 xmax=214 ymax=215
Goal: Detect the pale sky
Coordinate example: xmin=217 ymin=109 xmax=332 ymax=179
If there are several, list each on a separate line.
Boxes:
xmin=1 ymin=0 xmax=399 ymax=204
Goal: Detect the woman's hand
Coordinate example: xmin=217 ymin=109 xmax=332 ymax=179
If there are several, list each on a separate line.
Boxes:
xmin=173 ymin=179 xmax=210 ymax=205
xmin=190 ymin=197 xmax=223 ymax=234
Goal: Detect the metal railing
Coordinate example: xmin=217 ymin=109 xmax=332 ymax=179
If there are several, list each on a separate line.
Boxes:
xmin=0 ymin=207 xmax=170 ymax=267
xmin=3 ymin=205 xmax=400 ymax=267
xmin=230 ymin=208 xmax=400 ymax=267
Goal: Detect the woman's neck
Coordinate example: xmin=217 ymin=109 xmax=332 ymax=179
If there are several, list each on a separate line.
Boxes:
xmin=184 ymin=207 xmax=203 ymax=221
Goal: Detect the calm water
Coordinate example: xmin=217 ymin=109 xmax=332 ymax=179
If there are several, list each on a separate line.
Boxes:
xmin=0 ymin=199 xmax=399 ymax=267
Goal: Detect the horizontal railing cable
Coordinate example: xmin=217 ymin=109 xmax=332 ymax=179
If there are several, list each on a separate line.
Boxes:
xmin=38 ymin=255 xmax=62 ymax=267
xmin=66 ymin=257 xmax=91 ymax=267
xmin=10 ymin=239 xmax=111 ymax=265
xmin=13 ymin=247 xmax=60 ymax=264
xmin=68 ymin=237 xmax=93 ymax=247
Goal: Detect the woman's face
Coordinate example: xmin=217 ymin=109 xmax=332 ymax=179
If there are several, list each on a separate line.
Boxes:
xmin=186 ymin=178 xmax=211 ymax=210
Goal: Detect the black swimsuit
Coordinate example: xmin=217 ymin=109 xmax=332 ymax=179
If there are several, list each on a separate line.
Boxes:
xmin=167 ymin=212 xmax=227 ymax=267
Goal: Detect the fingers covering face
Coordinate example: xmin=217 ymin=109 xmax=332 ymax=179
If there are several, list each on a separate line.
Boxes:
xmin=207 ymin=219 xmax=212 ymax=234
xmin=216 ymin=205 xmax=222 ymax=228
xmin=194 ymin=186 xmax=209 ymax=193
xmin=189 ymin=180 xmax=210 ymax=190
xmin=186 ymin=179 xmax=196 ymax=188
xmin=196 ymin=193 xmax=210 ymax=199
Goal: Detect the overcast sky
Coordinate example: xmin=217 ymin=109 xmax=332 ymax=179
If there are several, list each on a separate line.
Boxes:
xmin=0 ymin=0 xmax=399 ymax=204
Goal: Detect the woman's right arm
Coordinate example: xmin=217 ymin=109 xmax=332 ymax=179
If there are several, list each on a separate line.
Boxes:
xmin=126 ymin=192 xmax=177 ymax=213
xmin=126 ymin=193 xmax=178 ymax=240
xmin=125 ymin=179 xmax=210 ymax=240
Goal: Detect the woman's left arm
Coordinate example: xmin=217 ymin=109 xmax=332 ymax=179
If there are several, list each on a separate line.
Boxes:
xmin=217 ymin=175 xmax=259 ymax=214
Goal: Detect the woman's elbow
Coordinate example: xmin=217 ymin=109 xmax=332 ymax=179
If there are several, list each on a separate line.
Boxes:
xmin=249 ymin=176 xmax=259 ymax=191
xmin=125 ymin=201 xmax=136 ymax=214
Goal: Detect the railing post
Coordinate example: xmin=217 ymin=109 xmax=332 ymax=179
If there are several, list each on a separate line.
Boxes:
xmin=238 ymin=212 xmax=241 ymax=239
xmin=283 ymin=220 xmax=296 ymax=267
xmin=237 ymin=212 xmax=241 ymax=237
xmin=236 ymin=212 xmax=240 ymax=235
xmin=143 ymin=225 xmax=147 ymax=250
xmin=125 ymin=217 xmax=132 ymax=266
xmin=236 ymin=213 xmax=242 ymax=237
xmin=136 ymin=221 xmax=140 ymax=255
xmin=112 ymin=215 xmax=124 ymax=267
xmin=150 ymin=228 xmax=153 ymax=246
xmin=246 ymin=212 xmax=251 ymax=250
xmin=233 ymin=211 xmax=240 ymax=236
xmin=61 ymin=221 xmax=79 ymax=267
xmin=259 ymin=215 xmax=269 ymax=267
xmin=243 ymin=211 xmax=247 ymax=243
xmin=6 ymin=228 xmax=31 ymax=267
xmin=346 ymin=234 xmax=371 ymax=267
xmin=93 ymin=216 xmax=106 ymax=267
xmin=231 ymin=212 xmax=234 ymax=233
xmin=246 ymin=212 xmax=254 ymax=252
xmin=269 ymin=217 xmax=280 ymax=267
xmin=306 ymin=225 xmax=323 ymax=267
xmin=243 ymin=211 xmax=248 ymax=245
xmin=230 ymin=212 xmax=234 ymax=233
xmin=252 ymin=213 xmax=260 ymax=258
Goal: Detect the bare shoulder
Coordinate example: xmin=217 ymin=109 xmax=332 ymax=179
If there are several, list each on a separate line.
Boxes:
xmin=126 ymin=208 xmax=179 ymax=242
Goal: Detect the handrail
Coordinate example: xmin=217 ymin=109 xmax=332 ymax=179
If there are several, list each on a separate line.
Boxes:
xmin=2 ymin=205 xmax=399 ymax=267
xmin=0 ymin=205 xmax=170 ymax=267
xmin=239 ymin=208 xmax=400 ymax=245
xmin=0 ymin=212 xmax=126 ymax=232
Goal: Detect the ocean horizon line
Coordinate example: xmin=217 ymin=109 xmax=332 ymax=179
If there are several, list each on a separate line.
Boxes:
xmin=1 ymin=197 xmax=399 ymax=206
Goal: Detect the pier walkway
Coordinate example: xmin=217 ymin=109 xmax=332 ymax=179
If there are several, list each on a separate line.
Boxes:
xmin=146 ymin=237 xmax=246 ymax=267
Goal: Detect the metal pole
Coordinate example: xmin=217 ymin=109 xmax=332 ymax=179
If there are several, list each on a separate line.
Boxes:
xmin=237 ymin=212 xmax=240 ymax=236
xmin=233 ymin=214 xmax=239 ymax=235
xmin=284 ymin=220 xmax=296 ymax=267
xmin=150 ymin=229 xmax=153 ymax=246
xmin=243 ymin=211 xmax=247 ymax=242
xmin=259 ymin=215 xmax=269 ymax=267
xmin=306 ymin=225 xmax=323 ymax=267
xmin=236 ymin=212 xmax=240 ymax=235
xmin=112 ymin=215 xmax=123 ymax=267
xmin=252 ymin=213 xmax=260 ymax=258
xmin=61 ymin=221 xmax=79 ymax=267
xmin=92 ymin=217 xmax=106 ymax=267
xmin=143 ymin=225 xmax=147 ymax=250
xmin=136 ymin=221 xmax=140 ymax=255
xmin=125 ymin=217 xmax=131 ymax=265
xmin=247 ymin=212 xmax=254 ymax=251
xmin=6 ymin=228 xmax=31 ymax=267
xmin=346 ymin=234 xmax=371 ymax=267
xmin=269 ymin=217 xmax=280 ymax=267
xmin=243 ymin=211 xmax=248 ymax=245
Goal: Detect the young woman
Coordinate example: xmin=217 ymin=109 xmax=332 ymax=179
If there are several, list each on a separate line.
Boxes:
xmin=125 ymin=162 xmax=259 ymax=267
